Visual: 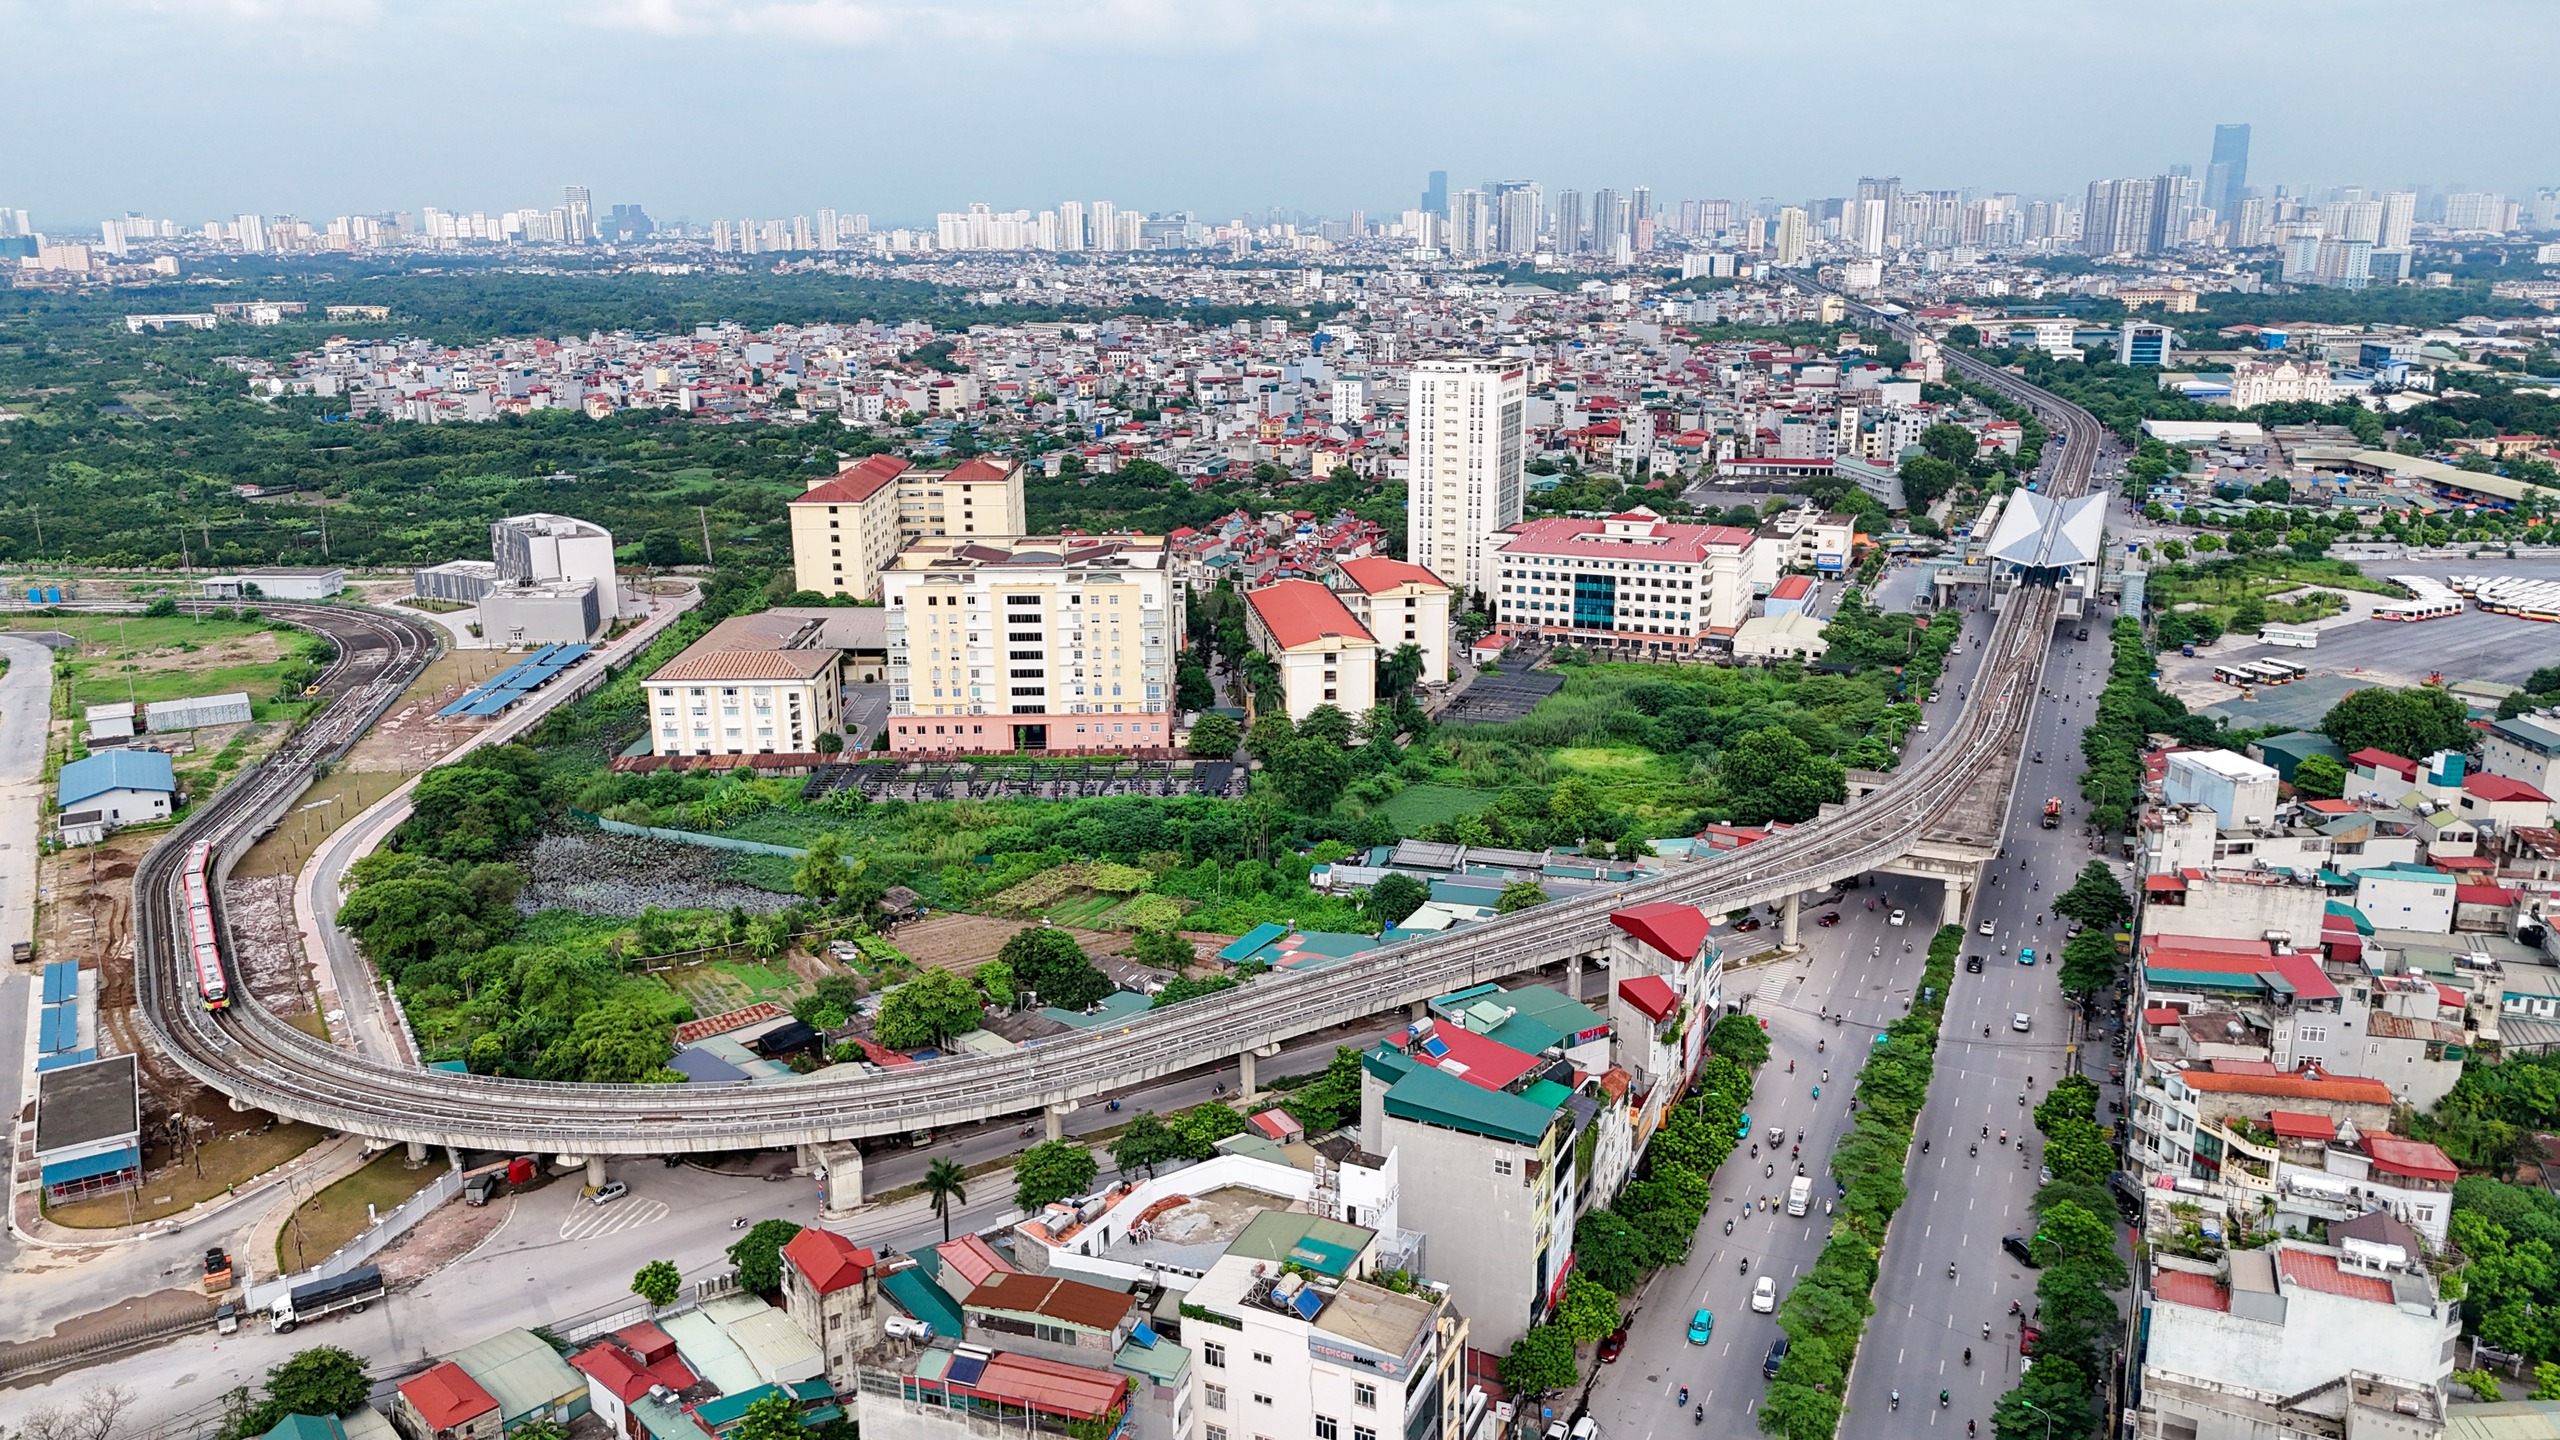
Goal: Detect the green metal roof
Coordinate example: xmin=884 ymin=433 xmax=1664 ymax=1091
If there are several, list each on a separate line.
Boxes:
xmin=883 ymin=1266 xmax=964 ymax=1339
xmin=1223 ymin=1210 xmax=1376 ymax=1273
xmin=1381 ymin=1063 xmax=1561 ymax=1146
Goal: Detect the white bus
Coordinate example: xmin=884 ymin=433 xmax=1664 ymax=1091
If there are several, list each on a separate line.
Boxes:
xmin=2259 ymin=625 xmax=2320 ymax=649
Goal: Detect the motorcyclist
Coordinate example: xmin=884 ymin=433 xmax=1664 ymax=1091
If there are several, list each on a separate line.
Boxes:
xmin=1963 ymin=1348 xmax=1972 ymax=1366
xmin=1678 ymin=1388 xmax=1688 ymax=1407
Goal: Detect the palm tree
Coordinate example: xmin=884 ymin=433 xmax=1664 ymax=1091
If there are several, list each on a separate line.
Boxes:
xmin=923 ymin=1159 xmax=968 ymax=1243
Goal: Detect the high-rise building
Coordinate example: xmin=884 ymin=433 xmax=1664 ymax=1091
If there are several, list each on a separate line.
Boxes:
xmin=1774 ymin=206 xmax=1810 ymax=266
xmin=1090 ymin=200 xmax=1117 ymax=251
xmin=1556 ymin=190 xmax=1583 ymax=254
xmin=2118 ymin=321 xmax=2171 ymax=368
xmin=2443 ymin=193 xmax=2510 ymax=233
xmin=1590 ymin=188 xmax=1623 ymax=259
xmin=1630 ymin=185 xmax=1653 ymax=249
xmin=1449 ymin=190 xmax=1491 ymax=256
xmin=1422 ymin=170 xmax=1449 ymax=218
xmin=2333 ymin=199 xmax=2385 ymax=246
xmin=2204 ymin=123 xmax=2251 ymax=221
xmin=563 ymin=186 xmax=592 ymax=244
xmin=1407 ymin=357 xmax=1527 ymax=599
xmin=1487 ymin=181 xmax=1541 ymax=257
xmin=2379 ymin=192 xmax=2417 ymax=250
xmin=2083 ymin=179 xmax=2158 ymax=257
xmin=2150 ymin=173 xmax=2203 ymax=251
xmin=235 ymin=213 xmax=269 ymax=253
xmin=1855 ymin=176 xmax=1901 ymax=247
xmin=1056 ymin=200 xmax=1085 ymax=251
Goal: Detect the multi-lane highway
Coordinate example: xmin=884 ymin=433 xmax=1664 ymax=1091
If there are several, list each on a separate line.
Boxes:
xmin=118 ymin=307 xmax=2108 ymax=1163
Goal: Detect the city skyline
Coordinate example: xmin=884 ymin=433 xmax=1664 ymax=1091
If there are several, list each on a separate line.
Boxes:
xmin=6 ymin=0 xmax=2555 ymax=225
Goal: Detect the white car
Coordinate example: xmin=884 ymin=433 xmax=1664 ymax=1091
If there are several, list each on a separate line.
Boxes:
xmin=1751 ymin=1276 xmax=1776 ymax=1314
xmin=1888 ymin=909 xmax=1907 ymax=927
xmin=2011 ymin=1012 xmax=2032 ymax=1033
xmin=1978 ymin=919 xmax=1996 ymax=936
xmin=590 ymin=1181 xmax=630 ymax=1206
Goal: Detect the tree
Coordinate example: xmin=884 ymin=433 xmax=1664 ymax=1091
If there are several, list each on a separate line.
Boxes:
xmin=632 ymin=1259 xmax=682 ymax=1308
xmin=32 ymin=1386 xmax=142 ymax=1440
xmin=1718 ymin=726 xmax=1846 ymax=825
xmin=922 ymin=1159 xmax=969 ymax=1242
xmin=1364 ymin=873 xmax=1430 ymax=927
xmin=1379 ymin=643 xmax=1426 ymax=700
xmin=1187 ymin=713 xmax=1241 ymax=757
xmin=1176 ymin=661 xmax=1215 ymax=713
xmin=2058 ymin=927 xmax=2120 ymax=1001
xmin=1551 ymin=1274 xmax=1620 ymax=1343
xmin=1709 ymin=1011 xmax=1772 ymax=1068
xmin=1496 ymin=881 xmax=1550 ymax=913
xmin=1991 ymin=1356 xmax=2094 ymax=1440
xmin=727 ymin=1219 xmax=803 ymax=1295
xmin=1244 ymin=707 xmax=1294 ymax=760
xmin=2290 ymin=752 xmax=2347 ymax=800
xmin=2231 ymin=594 xmax=2268 ymax=632
xmin=1299 ymin=704 xmax=1354 ymax=750
xmin=1498 ymin=1324 xmax=1578 ymax=1395
xmin=734 ymin=1394 xmax=805 ymax=1440
xmin=1572 ymin=1210 xmax=1655 ymax=1294
xmin=2052 ymin=861 xmax=2131 ymax=931
xmin=2319 ymin=684 xmax=2476 ymax=760
xmin=1014 ymin=1139 xmax=1099 ymax=1210
xmin=998 ymin=926 xmax=1114 ymax=1010
xmin=1918 ymin=422 xmax=1979 ymax=467
xmin=874 ymin=967 xmax=984 ymax=1049
xmin=975 ymin=960 xmax=1016 ymax=1008
xmin=1897 ymin=455 xmax=1963 ymax=511
xmin=1167 ymin=1101 xmax=1249 ymax=1157
xmin=1268 ymin=736 xmax=1351 ymax=813
xmin=1131 ymin=927 xmax=1193 ymax=969
xmin=1112 ymin=1113 xmax=1183 ymax=1179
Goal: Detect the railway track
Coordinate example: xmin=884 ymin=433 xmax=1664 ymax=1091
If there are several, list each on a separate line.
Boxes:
xmin=124 ymin=344 xmax=2108 ymax=1155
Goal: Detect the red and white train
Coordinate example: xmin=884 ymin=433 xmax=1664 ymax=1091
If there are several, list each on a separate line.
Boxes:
xmin=181 ymin=841 xmax=231 ymax=1010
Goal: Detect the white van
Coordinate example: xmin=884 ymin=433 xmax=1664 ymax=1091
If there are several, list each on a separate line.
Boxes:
xmin=1787 ymin=1175 xmax=1812 ymax=1217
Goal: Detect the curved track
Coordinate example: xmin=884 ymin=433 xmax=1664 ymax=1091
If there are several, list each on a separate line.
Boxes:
xmin=131 ymin=341 xmax=2106 ymax=1155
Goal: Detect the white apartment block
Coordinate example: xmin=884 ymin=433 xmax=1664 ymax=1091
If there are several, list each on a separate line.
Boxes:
xmin=1491 ymin=508 xmax=1756 ymax=655
xmin=646 ymin=613 xmax=845 ymax=757
xmin=1407 ymin=357 xmax=1527 ymax=599
xmin=1330 ymin=557 xmax=1455 ymax=685
xmin=883 ymin=534 xmax=1182 ymax=755
xmin=1245 ymin=581 xmax=1379 ymax=723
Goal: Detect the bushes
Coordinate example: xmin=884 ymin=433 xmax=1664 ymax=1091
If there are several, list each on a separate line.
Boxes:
xmin=1760 ymin=925 xmax=1959 ymax=1440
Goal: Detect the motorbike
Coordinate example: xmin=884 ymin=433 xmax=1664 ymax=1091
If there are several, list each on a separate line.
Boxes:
xmin=731 ymin=1216 xmax=750 ymax=1229
xmin=1891 ymin=1392 xmax=1901 ymax=1412
xmin=1969 ymin=1142 xmax=1978 ymax=1156
xmin=1724 ymin=1218 xmax=1735 ymax=1236
xmin=1678 ymin=1388 xmax=1689 ymax=1407
xmin=1963 ymin=1349 xmax=1972 ymax=1367
xmin=1948 ymin=1263 xmax=1958 ymax=1280
xmin=1811 ymin=1085 xmax=1820 ymax=1098
xmin=1019 ymin=1125 xmax=1037 ymax=1138
xmin=1693 ymin=1408 xmax=1703 ymax=1427
xmin=1106 ymin=1099 xmax=1121 ymax=1112
xmin=1740 ymin=1257 xmax=1750 ymax=1274
xmin=1940 ymin=1392 xmax=1951 ymax=1410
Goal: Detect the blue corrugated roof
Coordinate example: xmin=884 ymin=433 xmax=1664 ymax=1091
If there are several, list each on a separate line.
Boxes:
xmin=58 ymin=750 xmax=175 ymax=807
xmin=39 ymin=1004 xmax=79 ymax=1053
xmin=1219 ymin=923 xmax=1289 ymax=963
xmin=36 ymin=1048 xmax=97 ymax=1072
xmin=42 ymin=960 xmax=78 ymax=1004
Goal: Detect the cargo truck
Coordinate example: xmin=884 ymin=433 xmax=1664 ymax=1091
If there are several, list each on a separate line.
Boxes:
xmin=270 ymin=1264 xmax=384 ymax=1332
xmin=1786 ymin=1176 xmax=1812 ymax=1216
xmin=2042 ymin=798 xmax=2062 ymax=829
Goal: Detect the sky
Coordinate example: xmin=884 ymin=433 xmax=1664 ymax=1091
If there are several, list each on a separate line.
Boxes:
xmin=9 ymin=0 xmax=2555 ymax=229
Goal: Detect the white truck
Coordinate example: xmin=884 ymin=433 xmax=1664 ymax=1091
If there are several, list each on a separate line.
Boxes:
xmin=1786 ymin=1175 xmax=1812 ymax=1217
xmin=270 ymin=1264 xmax=385 ymax=1332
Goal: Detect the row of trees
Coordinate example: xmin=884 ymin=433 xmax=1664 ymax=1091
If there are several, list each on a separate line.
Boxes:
xmin=1498 ymin=1014 xmax=1771 ymax=1396
xmin=1758 ymin=926 xmax=1959 ymax=1440
xmin=1985 ymin=1076 xmax=2132 ymax=1439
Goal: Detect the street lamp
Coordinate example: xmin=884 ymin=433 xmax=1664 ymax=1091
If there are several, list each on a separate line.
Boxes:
xmin=2014 ymin=1396 xmax=2058 ymax=1440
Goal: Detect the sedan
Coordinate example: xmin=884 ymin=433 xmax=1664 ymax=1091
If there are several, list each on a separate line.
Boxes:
xmin=1734 ymin=917 xmax=1763 ymax=932
xmin=1888 ymin=909 xmax=1907 ymax=927
xmin=1964 ymin=954 xmax=1984 ymax=973
xmin=1598 ymin=1324 xmax=1628 ymax=1364
xmin=2020 ymin=947 xmax=2037 ymax=966
xmin=1978 ymin=918 xmax=1996 ymax=936
xmin=1816 ymin=912 xmax=1842 ymax=928
xmin=590 ymin=1181 xmax=630 ymax=1206
xmin=1750 ymin=1276 xmax=1776 ymax=1314
xmin=1687 ymin=1308 xmax=1716 ymax=1345
xmin=1736 ymin=1114 xmax=1752 ymax=1139
xmin=2012 ymin=1012 xmax=2032 ymax=1032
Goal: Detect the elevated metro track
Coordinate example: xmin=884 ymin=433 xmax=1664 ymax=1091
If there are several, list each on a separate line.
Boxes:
xmin=131 ymin=345 xmax=2105 ymax=1157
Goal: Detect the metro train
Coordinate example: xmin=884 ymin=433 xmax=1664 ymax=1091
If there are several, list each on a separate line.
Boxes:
xmin=181 ymin=840 xmax=231 ymax=1010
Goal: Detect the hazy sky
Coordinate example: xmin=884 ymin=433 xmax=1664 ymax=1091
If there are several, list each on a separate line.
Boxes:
xmin=10 ymin=0 xmax=2554 ymax=228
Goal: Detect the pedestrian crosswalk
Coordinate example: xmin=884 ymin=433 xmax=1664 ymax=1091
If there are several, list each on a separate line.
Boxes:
xmin=559 ymin=1195 xmax=670 ymax=1241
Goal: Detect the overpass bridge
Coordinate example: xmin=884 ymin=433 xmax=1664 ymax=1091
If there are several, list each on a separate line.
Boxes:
xmin=128 ymin=334 xmax=2105 ymax=1203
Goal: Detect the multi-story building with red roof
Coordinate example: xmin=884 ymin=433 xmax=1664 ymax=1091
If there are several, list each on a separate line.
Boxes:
xmin=1490 ymin=507 xmax=1756 ymax=655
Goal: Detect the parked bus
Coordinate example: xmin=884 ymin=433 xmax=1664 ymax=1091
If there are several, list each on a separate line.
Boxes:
xmin=2259 ymin=625 xmax=2320 ymax=649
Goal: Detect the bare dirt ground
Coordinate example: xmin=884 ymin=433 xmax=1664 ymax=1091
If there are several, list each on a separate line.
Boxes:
xmin=891 ymin=913 xmax=1122 ymax=975
xmin=0 ymin=1287 xmax=216 ymax=1375
xmin=514 ymin=831 xmax=799 ymax=918
xmin=221 ymin=873 xmax=320 ymax=1024
xmin=370 ymin=1189 xmax=510 ymax=1287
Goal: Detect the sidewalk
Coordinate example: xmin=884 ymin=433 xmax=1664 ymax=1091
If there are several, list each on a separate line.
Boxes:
xmin=8 ymin=1130 xmax=372 ymax=1255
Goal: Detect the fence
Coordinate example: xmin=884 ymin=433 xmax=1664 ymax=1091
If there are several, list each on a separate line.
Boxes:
xmin=0 ymin=1309 xmax=211 ymax=1383
xmin=244 ymin=1165 xmax=464 ymax=1310
xmin=573 ymin=810 xmax=811 ymax=859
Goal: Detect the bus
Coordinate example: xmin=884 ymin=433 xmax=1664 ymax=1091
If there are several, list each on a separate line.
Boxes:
xmin=2249 ymin=659 xmax=2308 ymax=684
xmin=2213 ymin=661 xmax=2265 ymax=686
xmin=2259 ymin=625 xmax=2320 ymax=649
xmin=2373 ymin=598 xmax=2464 ymax=622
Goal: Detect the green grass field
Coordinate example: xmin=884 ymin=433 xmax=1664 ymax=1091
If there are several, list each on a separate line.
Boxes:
xmin=1552 ymin=745 xmax=1660 ymax=774
xmin=16 ymin=612 xmax=321 ymax=715
xmin=1375 ymin=783 xmax=1499 ymax=829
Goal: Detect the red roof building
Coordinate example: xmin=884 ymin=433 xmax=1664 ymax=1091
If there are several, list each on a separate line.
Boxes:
xmin=1611 ymin=903 xmax=1713 ymax=963
xmin=399 ymin=1363 xmax=500 ymax=1436
xmin=783 ymin=1227 xmax=876 ymax=1295
xmin=2361 ymin=1133 xmax=2458 ymax=1184
xmin=1245 ymin=580 xmax=1375 ymax=651
xmin=1617 ymin=974 xmax=1679 ymax=1022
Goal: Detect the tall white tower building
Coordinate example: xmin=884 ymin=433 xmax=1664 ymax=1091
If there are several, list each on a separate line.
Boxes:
xmin=1407 ymin=357 xmax=1527 ymax=600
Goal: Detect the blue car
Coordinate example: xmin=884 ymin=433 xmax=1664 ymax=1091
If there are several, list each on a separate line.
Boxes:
xmin=1736 ymin=1114 xmax=1752 ymax=1139
xmin=1687 ymin=1308 xmax=1715 ymax=1345
xmin=2020 ymin=947 xmax=2037 ymax=966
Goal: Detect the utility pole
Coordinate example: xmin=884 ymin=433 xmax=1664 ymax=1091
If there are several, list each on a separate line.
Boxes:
xmin=697 ymin=505 xmax=714 ymax=564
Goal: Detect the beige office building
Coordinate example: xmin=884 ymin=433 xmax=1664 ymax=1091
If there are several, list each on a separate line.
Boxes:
xmin=646 ymin=613 xmax=846 ymax=757
xmin=1407 ymin=357 xmax=1527 ymax=600
xmin=1330 ymin=556 xmax=1454 ymax=685
xmin=883 ymin=535 xmax=1182 ymax=754
xmin=788 ymin=454 xmax=1028 ymax=600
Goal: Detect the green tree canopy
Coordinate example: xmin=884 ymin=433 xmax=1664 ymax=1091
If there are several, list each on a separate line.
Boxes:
xmin=1496 ymin=881 xmax=1551 ymax=913
xmin=2319 ymin=684 xmax=2475 ymax=760
xmin=1551 ymin=1274 xmax=1621 ymax=1343
xmin=1718 ymin=726 xmax=1847 ymax=825
xmin=2290 ymin=752 xmax=2347 ymax=799
xmin=874 ymin=967 xmax=985 ymax=1049
xmin=1112 ymin=1113 xmax=1184 ymax=1179
xmin=1187 ymin=712 xmax=1242 ymax=757
xmin=735 ymin=1394 xmax=806 ymax=1440
xmin=727 ymin=1219 xmax=802 ymax=1295
xmin=1497 ymin=1324 xmax=1578 ymax=1395
xmin=2058 ymin=927 xmax=2121 ymax=1001
xmin=997 ymin=926 xmax=1114 ymax=1010
xmin=1014 ymin=1139 xmax=1100 ymax=1210
xmin=632 ymin=1259 xmax=682 ymax=1308
xmin=2052 ymin=861 xmax=2132 ymax=931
